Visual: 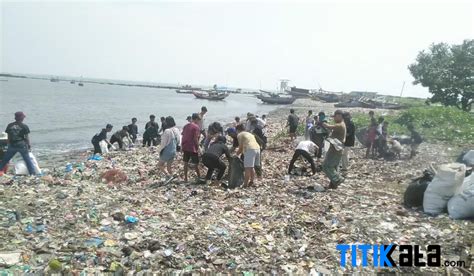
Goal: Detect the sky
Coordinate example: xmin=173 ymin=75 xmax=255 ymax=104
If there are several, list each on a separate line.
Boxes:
xmin=1 ymin=0 xmax=473 ymax=97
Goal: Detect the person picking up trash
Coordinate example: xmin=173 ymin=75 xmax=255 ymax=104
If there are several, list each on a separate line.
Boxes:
xmin=0 ymin=112 xmax=36 ymax=175
xmin=322 ymin=110 xmax=346 ymax=189
xmin=226 ymin=127 xmax=239 ymax=152
xmin=235 ymin=123 xmax=261 ymax=187
xmin=408 ymin=124 xmax=423 ymax=158
xmin=202 ymin=136 xmax=231 ymax=186
xmin=109 ymin=126 xmax=133 ymax=150
xmin=91 ymin=124 xmax=113 ymax=154
xmin=288 ymin=140 xmax=319 ymax=176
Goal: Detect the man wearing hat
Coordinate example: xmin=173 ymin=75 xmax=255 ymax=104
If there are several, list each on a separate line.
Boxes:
xmin=0 ymin=112 xmax=36 ymax=175
xmin=322 ymin=110 xmax=346 ymax=189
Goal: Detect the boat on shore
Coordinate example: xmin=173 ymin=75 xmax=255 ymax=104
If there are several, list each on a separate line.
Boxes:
xmin=335 ymin=97 xmax=404 ymax=110
xmin=335 ymin=98 xmax=376 ymax=108
xmin=193 ymin=91 xmax=229 ymax=101
xmin=287 ymin=87 xmax=312 ymax=98
xmin=313 ymin=93 xmax=340 ymax=103
xmin=257 ymin=94 xmax=296 ymax=104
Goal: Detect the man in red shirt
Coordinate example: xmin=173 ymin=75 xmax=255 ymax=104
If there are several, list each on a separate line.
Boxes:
xmin=181 ymin=113 xmax=202 ymax=182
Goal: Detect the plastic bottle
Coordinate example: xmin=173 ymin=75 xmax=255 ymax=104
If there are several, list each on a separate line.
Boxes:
xmin=124 ymin=215 xmax=139 ymax=224
xmin=65 ymin=163 xmax=73 ymax=172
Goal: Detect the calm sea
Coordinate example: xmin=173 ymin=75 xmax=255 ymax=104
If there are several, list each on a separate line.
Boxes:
xmin=0 ymin=78 xmax=280 ymax=165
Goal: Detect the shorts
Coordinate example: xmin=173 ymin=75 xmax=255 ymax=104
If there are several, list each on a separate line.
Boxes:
xmin=289 ymin=125 xmax=298 ymax=134
xmin=183 ymin=151 xmax=199 ymax=164
xmin=243 ymin=148 xmax=260 ymax=168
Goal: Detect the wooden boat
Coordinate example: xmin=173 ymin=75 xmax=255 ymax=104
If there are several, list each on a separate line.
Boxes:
xmin=312 ymin=93 xmax=340 ymax=103
xmin=335 ymin=98 xmax=376 ymax=108
xmin=287 ymin=87 xmax=311 ymax=98
xmin=193 ymin=91 xmax=229 ymax=100
xmin=175 ymin=89 xmax=193 ymax=94
xmin=257 ymin=94 xmax=296 ymax=104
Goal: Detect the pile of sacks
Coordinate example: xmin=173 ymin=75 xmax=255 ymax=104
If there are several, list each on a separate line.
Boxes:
xmin=404 ymin=150 xmax=474 ymax=219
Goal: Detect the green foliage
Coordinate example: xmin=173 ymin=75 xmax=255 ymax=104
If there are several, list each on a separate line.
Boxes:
xmin=408 ymin=40 xmax=474 ymax=112
xmin=352 ymin=106 xmax=474 ymax=144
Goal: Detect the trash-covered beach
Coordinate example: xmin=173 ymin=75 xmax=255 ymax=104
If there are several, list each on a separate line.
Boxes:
xmin=1 ymin=102 xmax=473 ymax=274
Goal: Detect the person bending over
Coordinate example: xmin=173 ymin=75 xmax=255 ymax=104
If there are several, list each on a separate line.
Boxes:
xmin=91 ymin=124 xmax=113 ymax=154
xmin=202 ymin=136 xmax=231 ymax=185
xmin=110 ymin=126 xmax=132 ymax=149
xmin=288 ymin=140 xmax=319 ymax=176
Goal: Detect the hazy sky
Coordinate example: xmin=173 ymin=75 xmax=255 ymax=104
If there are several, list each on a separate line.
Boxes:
xmin=1 ymin=0 xmax=473 ymax=97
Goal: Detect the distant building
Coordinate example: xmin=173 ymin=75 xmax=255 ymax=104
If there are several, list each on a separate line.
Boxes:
xmin=349 ymin=91 xmax=379 ymax=98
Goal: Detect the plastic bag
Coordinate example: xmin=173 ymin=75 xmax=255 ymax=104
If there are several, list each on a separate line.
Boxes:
xmin=461 ymin=150 xmax=474 ymax=166
xmin=228 ymin=156 xmax=244 ymax=189
xmin=404 ymin=170 xmax=434 ymax=208
xmin=14 ymin=153 xmax=41 ymax=175
xmin=447 ymin=174 xmax=474 ymax=219
xmin=99 ymin=140 xmax=109 ymax=153
xmin=423 ymin=163 xmax=466 ymax=215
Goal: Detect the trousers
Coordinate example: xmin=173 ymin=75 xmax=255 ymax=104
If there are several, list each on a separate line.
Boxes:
xmin=0 ymin=145 xmax=35 ymax=175
xmin=288 ymin=149 xmax=316 ymax=175
xmin=202 ymin=153 xmax=227 ymax=180
xmin=322 ymin=147 xmax=343 ymax=183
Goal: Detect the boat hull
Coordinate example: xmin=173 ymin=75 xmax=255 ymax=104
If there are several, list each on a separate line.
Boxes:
xmin=257 ymin=95 xmax=296 ymax=104
xmin=193 ymin=91 xmax=229 ymax=101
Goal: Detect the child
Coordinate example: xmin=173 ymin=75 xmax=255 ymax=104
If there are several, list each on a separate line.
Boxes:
xmin=366 ymin=121 xmax=377 ymax=158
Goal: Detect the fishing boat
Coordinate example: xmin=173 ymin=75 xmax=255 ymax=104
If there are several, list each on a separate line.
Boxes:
xmin=193 ymin=91 xmax=229 ymax=101
xmin=175 ymin=89 xmax=194 ymax=94
xmin=257 ymin=94 xmax=296 ymax=104
xmin=335 ymin=98 xmax=376 ymax=108
xmin=50 ymin=77 xmax=59 ymax=82
xmin=70 ymin=80 xmax=76 ymax=84
xmin=78 ymin=82 xmax=84 ymax=87
xmin=313 ymin=93 xmax=340 ymax=103
xmin=287 ymin=87 xmax=312 ymax=98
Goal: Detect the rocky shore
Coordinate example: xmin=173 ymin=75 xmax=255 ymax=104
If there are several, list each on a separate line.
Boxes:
xmin=0 ymin=100 xmax=472 ymax=274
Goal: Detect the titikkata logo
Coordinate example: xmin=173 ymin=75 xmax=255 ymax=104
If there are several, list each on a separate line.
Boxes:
xmin=336 ymin=244 xmax=466 ymax=268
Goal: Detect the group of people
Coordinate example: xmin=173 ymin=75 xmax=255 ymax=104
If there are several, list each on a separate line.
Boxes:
xmin=365 ymin=110 xmax=422 ymax=159
xmin=0 ymin=107 xmax=423 ymax=188
xmin=89 ymin=107 xmax=268 ymax=187
xmin=286 ymin=109 xmax=355 ymax=189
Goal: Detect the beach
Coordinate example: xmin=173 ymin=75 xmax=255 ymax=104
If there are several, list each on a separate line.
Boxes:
xmin=0 ymin=100 xmax=472 ymax=274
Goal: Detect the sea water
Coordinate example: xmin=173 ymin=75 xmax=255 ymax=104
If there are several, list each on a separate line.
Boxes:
xmin=0 ymin=77 xmax=279 ymax=162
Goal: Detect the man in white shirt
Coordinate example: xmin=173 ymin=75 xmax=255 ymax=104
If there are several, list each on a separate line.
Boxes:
xmin=288 ymin=140 xmax=319 ymax=175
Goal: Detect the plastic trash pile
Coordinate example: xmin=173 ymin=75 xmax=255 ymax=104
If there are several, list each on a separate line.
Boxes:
xmin=0 ymin=110 xmax=473 ymax=274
